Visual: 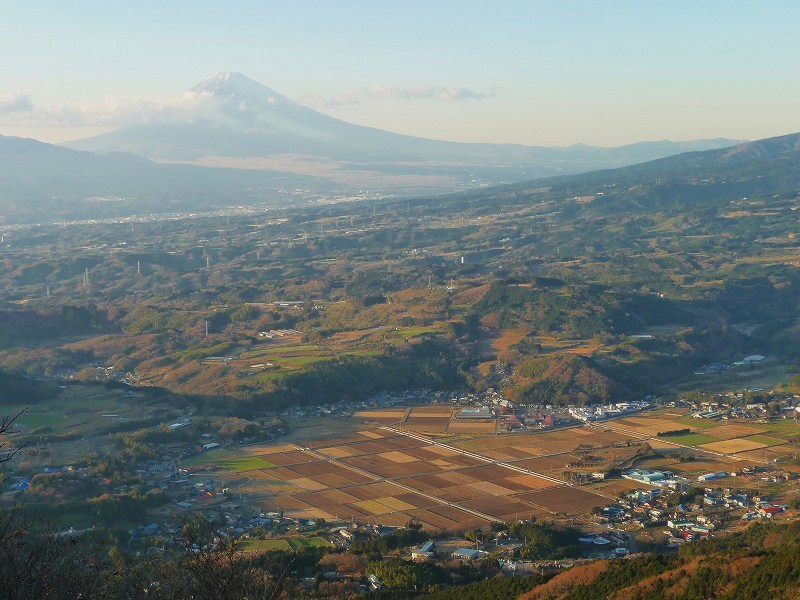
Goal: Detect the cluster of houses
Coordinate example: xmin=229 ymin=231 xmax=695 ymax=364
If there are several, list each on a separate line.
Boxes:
xmin=599 ymin=487 xmax=677 ymax=527
xmin=568 ymin=401 xmax=652 ymax=423
xmin=622 ymin=469 xmax=688 ymax=489
xmin=598 ymin=467 xmax=794 ymax=546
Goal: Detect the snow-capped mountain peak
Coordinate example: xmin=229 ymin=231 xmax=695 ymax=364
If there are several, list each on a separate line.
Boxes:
xmin=191 ymin=72 xmax=293 ymax=106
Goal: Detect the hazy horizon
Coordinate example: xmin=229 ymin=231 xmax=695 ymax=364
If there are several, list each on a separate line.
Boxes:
xmin=2 ymin=1 xmax=800 ymax=148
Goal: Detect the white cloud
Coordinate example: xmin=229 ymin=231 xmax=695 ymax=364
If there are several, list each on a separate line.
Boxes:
xmin=0 ymin=83 xmax=497 ymax=130
xmin=0 ymin=90 xmax=222 ymax=128
xmin=303 ymin=84 xmax=497 ymax=108
xmin=0 ymin=91 xmax=33 ymax=113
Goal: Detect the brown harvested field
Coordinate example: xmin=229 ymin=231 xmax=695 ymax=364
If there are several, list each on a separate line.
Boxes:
xmin=477 ymin=361 xmax=497 ymax=376
xmin=748 ymin=435 xmax=789 ymax=447
xmin=494 ymin=474 xmax=556 ymax=493
xmin=318 ymin=446 xmax=360 ymax=458
xmin=516 ymin=430 xmax=606 ymax=453
xmin=411 ymin=473 xmax=468 ymax=488
xmin=403 ymin=417 xmax=450 ymax=432
xmin=225 ymin=426 xmax=652 ymax=531
xmin=435 ymin=471 xmax=481 ymax=485
xmin=468 ymin=481 xmax=515 ymax=496
xmin=506 ymin=474 xmax=561 ymax=490
xmin=608 ymin=417 xmax=690 ymax=436
xmin=293 ymin=492 xmax=356 ymax=516
xmin=401 ymin=446 xmax=460 ymax=461
xmin=376 ymin=496 xmax=417 ymax=511
xmin=410 ymin=405 xmax=453 ymax=416
xmin=288 ymin=477 xmax=328 ymax=491
xmin=448 ymin=421 xmax=496 ymax=434
xmin=246 ymin=469 xmax=284 ymax=481
xmin=283 ymin=461 xmax=351 ymax=478
xmin=313 ymin=471 xmax=373 ymax=487
xmin=483 ymin=446 xmax=545 ymax=460
xmin=703 ymin=424 xmax=766 ymax=440
xmin=398 ymin=477 xmax=446 ymax=496
xmin=305 ymin=433 xmax=376 ymax=448
xmin=513 ymin=454 xmax=581 ymax=472
xmin=450 ymin=486 xmax=501 ymax=502
xmin=244 ymin=443 xmax=298 ymax=455
xmin=738 ymin=446 xmax=796 ymax=463
xmin=276 ymin=494 xmax=370 ymax=520
xmin=391 ymin=492 xmax=441 ymax=510
xmin=319 ymin=489 xmax=361 ymax=504
xmin=344 ymin=455 xmax=433 ymax=478
xmin=352 ymin=499 xmax=395 ymax=515
xmin=306 ymin=430 xmax=400 ymax=449
xmin=458 ymin=464 xmax=511 ymax=482
xmin=345 ymin=482 xmax=404 ymax=501
xmin=464 ymin=497 xmax=543 ymax=521
xmin=268 ymin=493 xmax=323 ymax=512
xmin=260 ymin=466 xmax=305 ymax=480
xmin=699 ymin=438 xmax=770 ymax=454
xmin=647 ymin=439 xmax=686 ymax=451
xmin=423 ymin=453 xmax=485 ymax=469
xmin=326 ymin=438 xmax=424 ymax=456
xmin=257 ymin=450 xmax=310 ymax=465
xmin=519 ymin=487 xmax=606 ymax=514
xmin=568 ymin=427 xmax=639 ymax=445
xmin=379 ymin=450 xmax=420 ymax=463
xmin=427 ymin=505 xmax=486 ymax=525
xmin=354 ymin=409 xmax=407 ymax=420
xmin=422 ymin=444 xmax=461 ymax=457
xmin=357 ymin=429 xmax=397 ymax=439
xmin=406 ymin=508 xmax=476 ymax=530
xmin=453 ymin=432 xmax=553 ymax=454
xmin=493 ymin=327 xmax=530 ymax=354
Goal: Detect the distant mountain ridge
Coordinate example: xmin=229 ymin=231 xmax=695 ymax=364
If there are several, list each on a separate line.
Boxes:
xmin=0 ymin=134 xmax=319 ymax=223
xmin=451 ymin=131 xmax=800 ymax=217
xmin=64 ymin=73 xmax=742 ymax=186
xmin=1 ymin=130 xmax=799 ymax=225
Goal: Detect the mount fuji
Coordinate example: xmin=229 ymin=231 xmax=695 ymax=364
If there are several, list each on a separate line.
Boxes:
xmin=64 ymin=73 xmax=741 ymax=193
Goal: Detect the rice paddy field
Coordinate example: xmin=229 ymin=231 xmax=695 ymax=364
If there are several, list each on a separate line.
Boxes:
xmin=196 ymin=425 xmax=633 ymax=530
xmin=187 ymin=405 xmax=800 ymax=532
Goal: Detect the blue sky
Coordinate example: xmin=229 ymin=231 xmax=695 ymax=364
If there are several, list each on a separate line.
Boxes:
xmin=1 ymin=1 xmax=799 ymax=146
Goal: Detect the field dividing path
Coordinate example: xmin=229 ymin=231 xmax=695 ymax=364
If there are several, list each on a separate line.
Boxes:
xmin=381 ymin=426 xmax=616 ymax=501
xmin=298 ymin=446 xmax=502 ymax=524
xmin=593 ymin=422 xmax=770 ymax=465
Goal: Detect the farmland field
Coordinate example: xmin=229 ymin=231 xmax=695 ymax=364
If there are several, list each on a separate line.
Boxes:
xmin=226 ymin=425 xmax=624 ymax=530
xmin=218 ymin=456 xmax=278 ymax=471
xmin=700 ymin=438 xmax=770 ymax=454
xmin=703 ymin=424 xmax=766 ymax=440
xmin=655 ymin=432 xmax=718 ymax=446
xmin=448 ymin=421 xmax=496 ymax=434
xmin=190 ymin=407 xmax=797 ymax=532
xmin=181 ymin=448 xmax=239 ymax=467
